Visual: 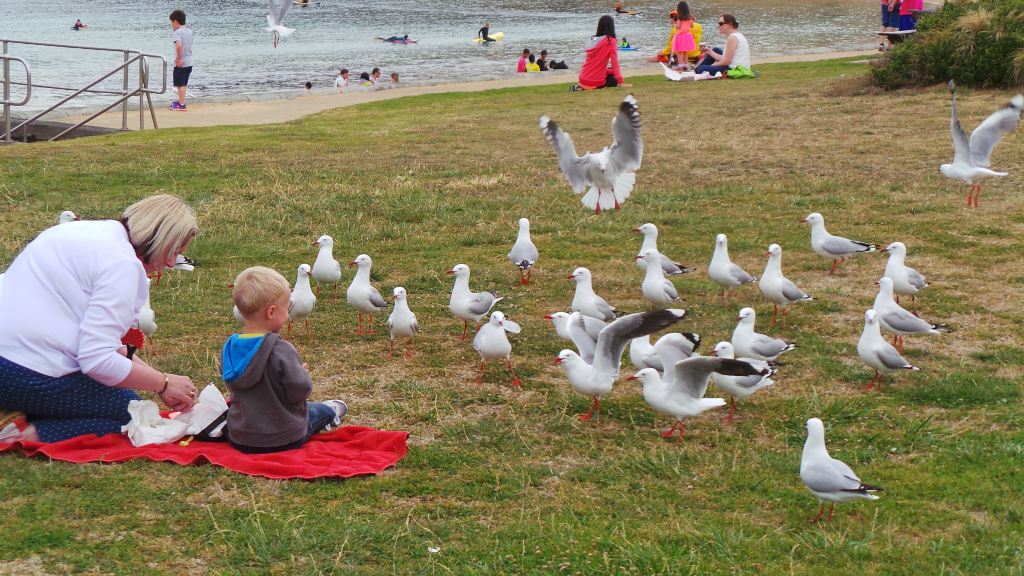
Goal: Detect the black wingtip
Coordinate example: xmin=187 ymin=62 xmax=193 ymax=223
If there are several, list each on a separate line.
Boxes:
xmin=681 ymin=332 xmax=701 ymax=350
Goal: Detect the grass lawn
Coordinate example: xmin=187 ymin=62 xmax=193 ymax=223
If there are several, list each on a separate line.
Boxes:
xmin=1 ymin=56 xmax=1023 ymax=575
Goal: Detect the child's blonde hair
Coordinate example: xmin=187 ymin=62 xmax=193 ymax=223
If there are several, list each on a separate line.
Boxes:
xmin=233 ymin=266 xmax=290 ymax=317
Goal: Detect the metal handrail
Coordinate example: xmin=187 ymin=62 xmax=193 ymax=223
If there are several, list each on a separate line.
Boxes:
xmin=0 ymin=55 xmax=31 ymax=106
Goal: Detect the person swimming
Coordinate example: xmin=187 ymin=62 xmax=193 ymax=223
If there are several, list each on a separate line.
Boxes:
xmin=72 ymin=19 xmax=87 ymax=31
xmin=379 ymin=34 xmax=414 ymax=43
xmin=613 ymin=2 xmax=639 ymax=15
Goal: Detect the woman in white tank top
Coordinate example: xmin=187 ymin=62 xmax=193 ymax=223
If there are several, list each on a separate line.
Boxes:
xmin=695 ymin=13 xmax=752 ymax=74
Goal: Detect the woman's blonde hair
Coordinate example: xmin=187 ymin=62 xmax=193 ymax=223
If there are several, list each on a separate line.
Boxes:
xmin=121 ymin=194 xmax=197 ymax=266
xmin=233 ymin=266 xmax=290 ymax=317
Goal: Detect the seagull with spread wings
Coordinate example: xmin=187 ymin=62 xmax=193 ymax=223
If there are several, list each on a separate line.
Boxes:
xmin=266 ymin=0 xmax=295 ymax=48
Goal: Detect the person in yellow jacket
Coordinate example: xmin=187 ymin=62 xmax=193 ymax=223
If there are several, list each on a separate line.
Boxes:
xmin=647 ymin=9 xmax=703 ymax=66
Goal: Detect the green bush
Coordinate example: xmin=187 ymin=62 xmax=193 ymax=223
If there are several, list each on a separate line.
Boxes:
xmin=872 ymin=0 xmax=1024 ymax=88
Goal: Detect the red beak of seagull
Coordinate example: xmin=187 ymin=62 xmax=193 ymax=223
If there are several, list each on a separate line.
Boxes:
xmin=765 ymin=251 xmax=772 ymax=256
xmin=312 ymin=241 xmax=319 ymax=246
xmin=634 ymin=255 xmax=643 ymax=260
xmin=348 ymin=261 xmax=357 ymax=268
xmin=625 ymin=375 xmax=637 ymax=381
xmin=446 ymin=269 xmax=455 ymax=275
xmin=566 ymin=273 xmax=575 ymax=279
xmin=553 ymin=357 xmax=563 ymax=364
xmin=799 ymin=218 xmax=808 ymax=223
xmin=735 ymin=316 xmax=742 ymax=321
xmin=881 ymin=244 xmax=892 ymax=252
xmin=227 ymin=283 xmax=234 ymax=288
xmin=631 ymin=227 xmax=641 ymax=233
xmin=543 ymin=314 xmax=554 ymax=320
xmin=874 ymin=280 xmax=880 ymax=286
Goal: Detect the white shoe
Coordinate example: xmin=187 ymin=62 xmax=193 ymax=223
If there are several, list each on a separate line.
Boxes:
xmin=321 ymin=399 xmax=348 ymax=432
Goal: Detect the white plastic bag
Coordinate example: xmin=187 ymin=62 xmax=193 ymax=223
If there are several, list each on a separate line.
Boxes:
xmin=175 ymin=384 xmax=228 ymax=437
xmin=122 ymin=400 xmax=188 ymax=446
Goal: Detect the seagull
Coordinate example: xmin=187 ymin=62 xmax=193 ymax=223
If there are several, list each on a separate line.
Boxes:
xmin=544 ymin=311 xmax=605 ymax=346
xmin=387 ymin=287 xmax=418 ymax=358
xmin=134 ymin=278 xmax=158 ymax=355
xmin=759 ymin=243 xmax=813 ymax=328
xmin=873 ymin=276 xmax=944 ymax=352
xmin=447 ymin=264 xmax=502 ymax=340
xmin=801 ymin=417 xmax=882 ymax=523
xmin=637 ymin=249 xmax=682 ymax=308
xmin=941 ymin=80 xmax=1023 ymax=207
xmin=633 ymin=223 xmax=690 ymax=276
xmin=731 ymin=307 xmax=796 ymax=362
xmin=57 ymin=210 xmax=79 ymax=224
xmin=508 ymin=217 xmax=539 ymax=285
xmin=472 ymin=311 xmax=522 ymax=387
xmin=266 ymin=0 xmax=295 ymax=48
xmin=710 ymin=341 xmax=776 ymax=423
xmin=801 ymin=213 xmax=879 ymax=275
xmin=554 ymin=308 xmax=686 ymax=422
xmin=882 ymin=242 xmax=928 ymax=304
xmin=289 ymin=263 xmax=316 ymax=339
xmin=346 ymin=254 xmax=388 ymax=335
xmin=561 ymin=311 xmax=603 ymax=363
xmin=539 ymin=94 xmax=643 ymax=213
xmin=312 ymin=235 xmax=342 ymax=298
xmin=149 ymin=254 xmax=197 ymax=287
xmin=652 ymin=332 xmax=702 ymax=387
xmin=628 ymin=357 xmax=766 ymax=442
xmin=568 ymin=267 xmax=616 ymax=321
xmin=708 ymin=233 xmax=757 ymax=304
xmin=858 ymin=309 xmax=919 ymax=391
xmin=629 ymin=335 xmax=663 ymax=372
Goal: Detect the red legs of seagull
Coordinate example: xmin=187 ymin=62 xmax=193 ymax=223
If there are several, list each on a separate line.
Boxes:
xmin=659 ymin=420 xmax=686 ymax=443
xmin=505 ymin=359 xmax=522 ymax=387
xmin=891 ymin=334 xmax=904 ymax=353
xmin=829 ymin=257 xmax=846 ymax=275
xmin=577 ymin=397 xmax=601 ymax=421
xmin=809 ymin=502 xmax=834 ymax=523
xmin=865 ymin=370 xmax=884 ymax=391
xmin=305 ymin=319 xmax=313 ymax=339
xmin=724 ymin=397 xmax=738 ymax=424
xmin=967 ymin=184 xmax=981 ymax=208
xmin=519 ymin=268 xmax=532 ymax=285
xmin=770 ymin=305 xmax=788 ymax=328
xmin=476 ymin=361 xmax=486 ymax=386
xmin=148 ymin=269 xmax=163 ymax=287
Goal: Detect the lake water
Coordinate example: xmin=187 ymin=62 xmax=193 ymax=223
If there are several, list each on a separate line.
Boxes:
xmin=0 ymin=0 xmax=875 ymax=112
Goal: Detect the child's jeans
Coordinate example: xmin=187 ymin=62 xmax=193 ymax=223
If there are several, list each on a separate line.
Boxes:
xmin=228 ymin=401 xmax=338 ymax=454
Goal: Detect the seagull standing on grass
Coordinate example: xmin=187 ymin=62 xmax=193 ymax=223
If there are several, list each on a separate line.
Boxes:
xmin=387 ymin=287 xmax=418 ymax=358
xmin=633 ymin=223 xmax=690 ymax=276
xmin=539 ymin=94 xmax=643 ymax=213
xmin=708 ymin=233 xmax=757 ymax=304
xmin=711 ymin=341 xmax=776 ymax=423
xmin=312 ymin=235 xmax=342 ymax=297
xmin=266 ymin=0 xmax=295 ymax=48
xmin=637 ymin=249 xmax=682 ymax=308
xmin=568 ymin=267 xmax=616 ymax=321
xmin=149 ymin=253 xmax=197 ymax=287
xmin=800 ymin=418 xmax=882 ymax=523
xmin=801 ymin=213 xmax=879 ymax=275
xmin=858 ymin=309 xmax=919 ymax=391
xmin=346 ymin=254 xmax=388 ymax=335
xmin=881 ymin=242 xmax=928 ymax=304
xmin=507 ymin=217 xmax=539 ymax=285
xmin=759 ymin=243 xmax=813 ymax=328
xmin=447 ymin=264 xmax=502 ymax=340
xmin=872 ymin=277 xmax=944 ymax=352
xmin=554 ymin=309 xmax=686 ymax=422
xmin=289 ymin=264 xmax=316 ymax=339
xmin=731 ymin=307 xmax=796 ymax=362
xmin=134 ymin=278 xmax=157 ymax=355
xmin=472 ymin=311 xmax=522 ymax=387
xmin=941 ymin=80 xmax=1023 ymax=207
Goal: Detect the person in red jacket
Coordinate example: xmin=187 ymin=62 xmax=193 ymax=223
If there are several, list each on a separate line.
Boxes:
xmin=571 ymin=15 xmax=625 ymax=91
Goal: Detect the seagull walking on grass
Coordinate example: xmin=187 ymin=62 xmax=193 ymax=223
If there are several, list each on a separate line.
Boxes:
xmin=941 ymin=80 xmax=1023 ymax=207
xmin=554 ymin=309 xmax=686 ymax=422
xmin=708 ymin=233 xmax=757 ymax=304
xmin=634 ymin=223 xmax=690 ymax=276
xmin=539 ymin=94 xmax=643 ymax=213
xmin=711 ymin=341 xmax=776 ymax=423
xmin=266 ymin=0 xmax=295 ymax=48
xmin=759 ymin=243 xmax=813 ymax=328
xmin=448 ymin=264 xmax=502 ymax=340
xmin=873 ymin=276 xmax=944 ymax=352
xmin=289 ymin=264 xmax=316 ymax=339
xmin=858 ymin=309 xmax=918 ymax=391
xmin=346 ymin=254 xmax=388 ymax=335
xmin=473 ymin=311 xmax=522 ymax=387
xmin=387 ymin=287 xmax=418 ymax=358
xmin=801 ymin=418 xmax=882 ymax=523
xmin=568 ymin=267 xmax=616 ymax=321
xmin=637 ymin=249 xmax=681 ymax=308
xmin=881 ymin=242 xmax=928 ymax=303
xmin=507 ymin=217 xmax=539 ymax=285
xmin=801 ymin=213 xmax=879 ymax=275
xmin=312 ymin=235 xmax=342 ymax=297
xmin=731 ymin=307 xmax=796 ymax=362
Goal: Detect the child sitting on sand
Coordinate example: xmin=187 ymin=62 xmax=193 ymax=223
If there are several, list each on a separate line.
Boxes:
xmin=222 ymin=266 xmax=347 ymax=453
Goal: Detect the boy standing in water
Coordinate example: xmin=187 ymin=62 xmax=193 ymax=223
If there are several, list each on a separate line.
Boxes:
xmin=169 ymin=10 xmax=193 ymax=111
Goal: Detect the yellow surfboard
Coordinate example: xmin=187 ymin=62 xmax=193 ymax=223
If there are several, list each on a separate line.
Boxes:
xmin=473 ymin=31 xmax=505 ymax=42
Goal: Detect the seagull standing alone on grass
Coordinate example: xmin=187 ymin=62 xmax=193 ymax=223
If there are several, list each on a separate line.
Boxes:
xmin=634 ymin=223 xmax=690 ymax=276
xmin=387 ymin=287 xmax=418 ymax=358
xmin=472 ymin=311 xmax=523 ymax=387
xmin=801 ymin=213 xmax=879 ymax=275
xmin=288 ymin=264 xmax=316 ymax=338
xmin=711 ymin=341 xmax=776 ymax=423
xmin=858 ymin=309 xmax=919 ymax=391
xmin=266 ymin=0 xmax=295 ymax=48
xmin=800 ymin=418 xmax=882 ymax=523
xmin=568 ymin=267 xmax=617 ymax=321
xmin=447 ymin=264 xmax=502 ymax=339
xmin=539 ymin=94 xmax=643 ymax=213
xmin=638 ymin=249 xmax=682 ymax=308
xmin=507 ymin=217 xmax=539 ymax=285
xmin=554 ymin=309 xmax=686 ymax=422
xmin=312 ymin=235 xmax=342 ymax=297
xmin=731 ymin=307 xmax=796 ymax=362
xmin=882 ymin=242 xmax=928 ymax=303
xmin=872 ymin=276 xmax=944 ymax=352
xmin=941 ymin=80 xmax=1023 ymax=207
xmin=759 ymin=243 xmax=813 ymax=328
xmin=708 ymin=233 xmax=757 ymax=304
xmin=346 ymin=254 xmax=388 ymax=335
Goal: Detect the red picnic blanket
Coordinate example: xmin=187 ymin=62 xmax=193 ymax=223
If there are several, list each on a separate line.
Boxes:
xmin=0 ymin=426 xmax=408 ymax=480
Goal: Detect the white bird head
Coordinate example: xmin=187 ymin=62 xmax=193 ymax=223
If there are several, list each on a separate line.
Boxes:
xmin=766 ymin=243 xmax=782 ymax=258
xmin=553 ymin=349 xmax=579 ymax=366
xmin=518 ymin=217 xmax=530 ymax=230
xmin=58 ymin=210 xmax=79 ymax=224
xmin=876 ymin=276 xmax=895 ymax=296
xmin=864 ymin=308 xmax=879 ymax=326
xmin=636 ymin=248 xmax=659 ymax=263
xmin=349 ymin=254 xmax=372 ymax=269
xmin=882 ymin=241 xmax=906 ymax=256
xmin=737 ymin=307 xmax=756 ymax=324
xmin=489 ymin=311 xmax=505 ymax=325
xmin=715 ymin=233 xmax=727 ymax=246
xmin=625 ymin=367 xmax=660 ymax=385
xmin=567 ymin=267 xmax=591 ymax=282
xmin=1011 ymin=94 xmax=1024 ymax=110
xmin=632 ymin=223 xmax=657 ymax=237
xmin=806 ymin=417 xmax=825 ymax=440
xmin=713 ymin=341 xmax=735 ymax=358
xmin=488 ymin=310 xmax=521 ymax=333
xmin=446 ymin=263 xmax=470 ymax=277
xmin=544 ymin=311 xmax=569 ymax=323
xmin=315 ymin=235 xmax=334 ymax=248
xmin=800 ymin=212 xmax=824 ymax=227
xmin=392 ymin=286 xmax=407 ymax=301
xmin=297 ymin=263 xmax=312 ymax=277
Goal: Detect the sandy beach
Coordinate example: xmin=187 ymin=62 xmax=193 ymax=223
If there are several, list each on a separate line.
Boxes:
xmin=63 ymin=50 xmax=874 ymax=130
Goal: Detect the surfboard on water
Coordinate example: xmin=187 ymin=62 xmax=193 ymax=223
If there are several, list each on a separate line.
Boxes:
xmin=615 ymin=10 xmax=640 ymax=16
xmin=472 ymin=31 xmax=505 ymax=42
xmin=618 ymin=46 xmax=638 ymax=51
xmin=377 ymin=37 xmax=418 ymax=44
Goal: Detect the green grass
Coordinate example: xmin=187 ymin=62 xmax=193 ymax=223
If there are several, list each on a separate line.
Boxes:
xmin=2 ymin=56 xmax=1024 ymax=574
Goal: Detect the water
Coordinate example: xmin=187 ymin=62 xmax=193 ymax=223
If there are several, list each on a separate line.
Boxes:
xmin=1 ymin=0 xmax=875 ymax=113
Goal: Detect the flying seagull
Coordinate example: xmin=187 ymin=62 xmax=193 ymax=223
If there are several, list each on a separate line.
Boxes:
xmin=266 ymin=0 xmax=295 ymax=48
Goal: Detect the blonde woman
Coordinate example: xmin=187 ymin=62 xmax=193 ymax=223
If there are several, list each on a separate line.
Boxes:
xmin=0 ymin=195 xmax=199 ymax=443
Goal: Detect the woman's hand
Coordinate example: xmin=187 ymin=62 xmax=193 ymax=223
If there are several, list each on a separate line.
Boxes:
xmin=159 ymin=373 xmax=197 ymax=412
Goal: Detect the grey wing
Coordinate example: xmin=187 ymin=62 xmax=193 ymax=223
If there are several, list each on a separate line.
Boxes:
xmin=822 ymin=236 xmax=872 ymax=256
xmin=660 ymin=256 xmax=689 ymax=276
xmin=750 ymin=334 xmax=789 ymax=359
xmin=593 ymin=296 xmax=617 ymax=321
xmin=582 ymin=316 xmax=607 ymax=340
xmin=906 ymin=267 xmax=927 ymax=289
xmin=606 ymin=96 xmax=643 ymax=177
xmin=369 ymin=287 xmax=388 ymax=309
xmin=877 ymin=345 xmax=912 ymax=370
xmin=781 ymin=279 xmax=809 ymax=302
xmin=569 ymin=314 xmax=598 ymax=364
xmin=950 ymin=88 xmax=972 ymax=165
xmin=969 ymin=101 xmax=1022 ymax=167
xmin=662 ymin=279 xmax=679 ymax=301
xmin=729 ymin=263 xmax=755 ymax=284
xmin=466 ymin=291 xmax=497 ymax=316
xmin=540 ymin=117 xmax=589 ymax=193
xmin=593 ymin=309 xmax=686 ymax=374
xmin=671 ymin=357 xmax=720 ymax=399
xmin=273 ymin=0 xmax=291 ymax=24
xmin=802 ymin=460 xmax=861 ymax=493
xmin=881 ymin=307 xmax=931 ymax=333
xmin=508 ymin=241 xmax=538 ymax=267
xmin=411 ymin=314 xmax=419 ymax=334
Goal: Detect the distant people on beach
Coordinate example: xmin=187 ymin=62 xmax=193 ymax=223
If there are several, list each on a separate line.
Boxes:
xmin=695 ymin=13 xmax=754 ymax=78
xmin=517 ymin=49 xmax=530 ymax=73
xmin=478 ymin=22 xmax=496 ymax=43
xmin=899 ymin=0 xmax=922 ymax=30
xmin=880 ymin=0 xmax=900 ymax=48
xmin=304 ymin=81 xmax=313 ymax=94
xmin=169 ymin=10 xmax=193 ymax=112
xmin=540 ymin=49 xmax=568 ymax=70
xmin=358 ymin=71 xmax=373 ymax=86
xmin=613 ymin=2 xmax=639 ymax=15
xmin=571 ymin=15 xmax=625 ymax=91
xmin=334 ymin=68 xmax=349 ymax=93
xmin=390 ymin=72 xmax=400 ymax=83
xmin=672 ymin=2 xmax=697 ymax=70
xmin=371 ymin=67 xmax=381 ymax=85
xmin=649 ymin=9 xmax=677 ymax=63
xmin=72 ymin=19 xmax=87 ymax=31
xmin=526 ymin=54 xmax=540 ymax=72
xmin=536 ymin=50 xmax=548 ymax=71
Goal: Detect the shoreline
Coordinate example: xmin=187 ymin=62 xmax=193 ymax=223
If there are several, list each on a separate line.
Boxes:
xmin=62 ymin=50 xmax=875 ymax=130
